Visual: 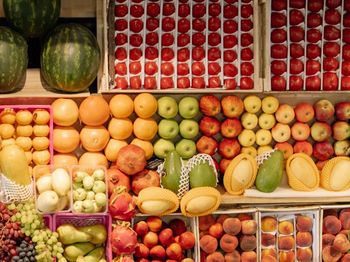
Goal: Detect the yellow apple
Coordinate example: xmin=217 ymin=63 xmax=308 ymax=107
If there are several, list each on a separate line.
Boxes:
xmin=275 ymin=104 xmax=295 ymax=124
xmin=255 ymin=129 xmax=272 ymax=146
xmin=238 ymin=129 xmax=256 ymax=147
xmin=241 ymin=112 xmax=258 ymax=130
xmin=241 ymin=146 xmax=257 ymax=157
xmin=262 ymin=96 xmax=279 ymax=114
xmin=258 ymin=113 xmax=276 ymax=130
xmin=271 ymin=123 xmax=291 ymax=143
xmin=243 ymin=95 xmax=261 ymax=114
xmin=257 ymin=145 xmax=273 ymax=155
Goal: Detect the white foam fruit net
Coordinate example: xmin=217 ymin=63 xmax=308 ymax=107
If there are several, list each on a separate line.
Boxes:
xmin=0 ymin=174 xmax=34 ymax=203
xmin=256 ymin=149 xmax=276 ymax=166
xmin=158 ymin=158 xmax=189 ymax=199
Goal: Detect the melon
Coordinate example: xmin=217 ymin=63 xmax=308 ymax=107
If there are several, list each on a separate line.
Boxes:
xmin=0 ymin=26 xmax=28 ymax=93
xmin=3 ymin=0 xmax=60 ymax=38
xmin=40 ymin=23 xmax=101 ymax=93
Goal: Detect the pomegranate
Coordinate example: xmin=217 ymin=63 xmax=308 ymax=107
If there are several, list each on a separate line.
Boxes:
xmin=107 ymin=167 xmax=131 ymax=196
xmin=116 ymin=145 xmax=147 ymax=175
xmin=111 ymin=222 xmax=137 ymax=255
xmin=109 ymin=186 xmax=136 ymax=221
xmin=131 ymin=170 xmax=160 ymax=195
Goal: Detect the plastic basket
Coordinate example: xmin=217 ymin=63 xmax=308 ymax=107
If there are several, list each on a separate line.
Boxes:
xmin=53 ymin=213 xmax=112 ymax=261
xmin=43 ymin=214 xmax=53 ymax=231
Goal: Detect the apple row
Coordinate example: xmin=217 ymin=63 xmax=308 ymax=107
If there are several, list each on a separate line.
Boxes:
xmin=269 ymin=0 xmax=350 ymax=91
xmin=113 ymin=0 xmax=257 ymax=90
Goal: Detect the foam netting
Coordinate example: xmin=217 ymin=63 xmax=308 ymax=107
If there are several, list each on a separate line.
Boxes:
xmin=256 ymin=149 xmax=276 ymax=166
xmin=158 ymin=158 xmax=189 ymax=199
xmin=0 ymin=174 xmax=34 ymax=203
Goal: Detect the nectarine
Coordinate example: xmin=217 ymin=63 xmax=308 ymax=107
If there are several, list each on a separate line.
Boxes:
xmin=200 ymin=235 xmax=218 ymax=254
xmin=223 ymin=218 xmax=241 ymax=235
xmin=220 ymin=234 xmax=238 ymax=253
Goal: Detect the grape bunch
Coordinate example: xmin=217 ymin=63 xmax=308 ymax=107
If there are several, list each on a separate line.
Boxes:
xmin=12 ymin=240 xmax=36 ymax=262
xmin=32 ymin=229 xmax=65 ymax=262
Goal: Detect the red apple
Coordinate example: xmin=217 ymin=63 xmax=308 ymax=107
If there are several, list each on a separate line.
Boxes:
xmin=291 ymin=122 xmax=311 ymax=141
xmin=290 ymin=43 xmax=304 ymax=58
xmin=314 ymin=99 xmax=335 ymax=121
xmin=199 ymin=116 xmax=220 ymax=137
xmin=306 ymin=76 xmax=321 ymax=91
xmin=271 ymin=60 xmax=287 ymax=75
xmin=178 ymin=232 xmax=195 ymax=250
xmin=323 ymin=72 xmax=339 ymax=91
xmin=342 ymin=76 xmax=350 ymax=90
xmin=313 ymin=141 xmax=334 ymax=161
xmin=290 ymin=59 xmax=304 ymax=74
xmin=290 ymin=9 xmax=304 ymax=25
xmin=196 ymin=136 xmax=218 ymax=156
xmin=307 ymin=13 xmax=322 ymax=28
xmin=335 ymin=102 xmax=350 ymax=120
xmin=332 ymin=121 xmax=350 ymax=141
xmin=219 ymin=138 xmax=241 ymax=159
xmin=311 ymin=122 xmax=332 ymax=142
xmin=134 ymin=221 xmax=149 ymax=237
xmin=323 ymin=57 xmax=339 ymax=71
xmin=150 ymin=245 xmax=166 ymax=260
xmin=143 ymin=231 xmax=159 ymax=249
xmin=275 ymin=142 xmax=294 ymax=160
xmin=220 ymin=118 xmax=242 ymax=138
xmin=289 ymin=76 xmax=303 ymax=91
xmin=271 ymin=44 xmax=288 ymax=58
xmin=271 ymin=76 xmax=286 ymax=91
xmin=221 ymin=95 xmax=244 ymax=118
xmin=293 ymin=141 xmax=313 ymax=156
xmin=134 ymin=243 xmax=150 ymax=258
xmin=159 ymin=228 xmax=174 ymax=247
xmin=306 ymin=60 xmax=321 ymax=75
xmin=199 ymin=95 xmax=221 ymax=116
xmin=294 ymin=102 xmax=315 ymax=123
xmin=219 ymin=158 xmax=232 ymax=174
xmin=307 ymin=44 xmax=321 ymax=59
xmin=291 ymin=26 xmax=305 ymax=42
xmin=166 ymin=243 xmax=183 ymax=260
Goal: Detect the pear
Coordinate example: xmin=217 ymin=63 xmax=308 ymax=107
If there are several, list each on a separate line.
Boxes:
xmin=57 ymin=224 xmax=92 ymax=245
xmin=64 ymin=243 xmax=95 ymax=262
xmin=78 ymin=224 xmax=107 ymax=245
xmin=77 ymin=247 xmax=105 ymax=262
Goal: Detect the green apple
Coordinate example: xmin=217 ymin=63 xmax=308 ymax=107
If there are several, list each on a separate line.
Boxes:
xmin=175 ymin=139 xmax=197 ymax=159
xmin=158 ymin=119 xmax=179 ymax=139
xmin=153 ymin=139 xmax=175 ymax=159
xmin=178 ymin=97 xmax=199 ymax=119
xmin=179 ymin=119 xmax=199 ymax=139
xmin=157 ymin=96 xmax=178 ymax=119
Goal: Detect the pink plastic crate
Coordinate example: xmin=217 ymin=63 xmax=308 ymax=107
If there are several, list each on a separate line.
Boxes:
xmin=53 ymin=213 xmax=112 ymax=261
xmin=0 ymin=105 xmax=53 ymax=164
xmin=43 ymin=214 xmax=53 ymax=231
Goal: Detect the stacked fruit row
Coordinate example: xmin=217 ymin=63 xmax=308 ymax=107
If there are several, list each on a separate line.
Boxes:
xmin=113 ymin=0 xmax=257 ymax=90
xmin=269 ymin=0 xmax=350 ymax=91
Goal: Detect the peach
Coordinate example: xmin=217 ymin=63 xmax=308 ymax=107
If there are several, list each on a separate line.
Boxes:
xmin=178 ymin=231 xmax=195 ymax=250
xmin=261 ymin=233 xmax=276 ymax=247
xmin=224 ymin=250 xmax=240 ymax=262
xmin=296 ymin=232 xmax=313 ymax=247
xmin=216 ymin=214 xmax=230 ymax=224
xmin=200 ymin=234 xmax=218 ymax=254
xmin=241 ymin=220 xmax=257 ymax=235
xmin=296 ymin=247 xmax=313 ymax=261
xmin=296 ymin=215 xmax=313 ymax=232
xmin=322 ymin=233 xmax=335 ymax=248
xmin=220 ymin=234 xmax=238 ymax=253
xmin=134 ymin=221 xmax=149 ymax=237
xmin=324 ymin=215 xmax=342 ymax=235
xmin=143 ymin=231 xmax=159 ymax=249
xmin=333 ymin=233 xmax=350 ymax=253
xmin=166 ymin=243 xmax=183 ymax=260
xmin=324 ymin=209 xmax=338 ymax=218
xmin=147 ymin=216 xmax=163 ymax=232
xmin=159 ymin=228 xmax=174 ymax=247
xmin=134 ymin=243 xmax=150 ymax=258
xmin=206 ymin=252 xmax=225 ymax=262
xmin=240 ymin=235 xmax=257 ymax=252
xmin=240 ymin=251 xmax=257 ymax=262
xmin=261 ymin=255 xmax=277 ymax=262
xmin=199 ymin=215 xmax=216 ymax=231
xmin=279 ymin=251 xmax=295 ymax=262
xmin=278 ymin=235 xmax=295 ymax=250
xmin=149 ymin=245 xmax=166 ymax=260
xmin=261 ymin=216 xmax=277 ymax=232
xmin=223 ymin=218 xmax=241 ymax=235
xmin=209 ymin=223 xmax=224 ymax=239
xmin=169 ymin=218 xmax=187 ymax=236
xmin=341 ymin=254 xmax=350 ymax=262
xmin=340 ymin=211 xmax=350 ymax=230
xmin=322 ymin=245 xmax=342 ymax=262
xmin=261 ymin=248 xmax=277 ymax=259
xmin=237 ymin=213 xmax=253 ymax=221
xmin=278 ymin=220 xmax=294 ymax=235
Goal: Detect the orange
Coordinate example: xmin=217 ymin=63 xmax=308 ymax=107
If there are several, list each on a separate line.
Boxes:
xmin=133 ymin=117 xmax=157 ymax=141
xmin=134 ymin=93 xmax=157 ymax=118
xmin=108 ymin=118 xmax=133 ymax=140
xmin=109 ymin=94 xmax=134 ymax=118
xmin=131 ymin=138 xmax=154 ymax=160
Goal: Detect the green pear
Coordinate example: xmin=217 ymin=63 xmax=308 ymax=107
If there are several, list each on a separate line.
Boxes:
xmin=189 ymin=162 xmax=217 ymax=188
xmin=77 ymin=224 xmax=107 ymax=245
xmin=64 ymin=243 xmax=95 ymax=262
xmin=57 ymin=224 xmax=92 ymax=245
xmin=77 ymin=247 xmax=105 ymax=262
xmin=162 ymin=150 xmax=182 ymax=194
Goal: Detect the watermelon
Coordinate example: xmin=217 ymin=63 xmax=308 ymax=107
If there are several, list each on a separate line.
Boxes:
xmin=0 ymin=26 xmax=28 ymax=93
xmin=40 ymin=23 xmax=101 ymax=93
xmin=3 ymin=0 xmax=60 ymax=38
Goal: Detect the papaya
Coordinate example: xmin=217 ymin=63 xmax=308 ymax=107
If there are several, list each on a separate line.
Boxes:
xmin=255 ymin=150 xmax=284 ymax=193
xmin=0 ymin=144 xmax=31 ymax=185
xmin=189 ymin=162 xmax=216 ymax=188
xmin=321 ymin=157 xmax=350 ymax=191
xmin=162 ymin=150 xmax=182 ymax=194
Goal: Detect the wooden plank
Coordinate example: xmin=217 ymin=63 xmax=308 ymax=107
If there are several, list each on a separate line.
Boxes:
xmin=0 ymin=0 xmax=96 ymax=18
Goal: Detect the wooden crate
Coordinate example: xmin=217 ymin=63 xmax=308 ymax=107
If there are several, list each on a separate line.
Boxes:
xmin=0 ymin=0 xmax=105 ymax=98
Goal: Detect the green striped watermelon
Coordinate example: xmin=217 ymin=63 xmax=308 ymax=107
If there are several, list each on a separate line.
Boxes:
xmin=3 ymin=0 xmax=60 ymax=38
xmin=0 ymin=26 xmax=28 ymax=93
xmin=40 ymin=23 xmax=101 ymax=93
